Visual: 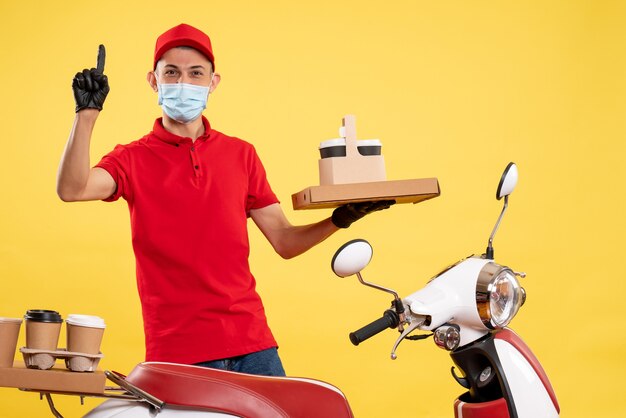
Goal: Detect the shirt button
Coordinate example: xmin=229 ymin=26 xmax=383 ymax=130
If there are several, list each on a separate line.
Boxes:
xmin=194 ymin=165 xmax=199 ymax=169
xmin=191 ymin=147 xmax=195 ymax=151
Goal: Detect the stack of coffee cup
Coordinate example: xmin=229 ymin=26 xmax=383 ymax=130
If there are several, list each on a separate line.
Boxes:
xmin=0 ymin=317 xmax=23 ymax=368
xmin=16 ymin=310 xmax=106 ymax=371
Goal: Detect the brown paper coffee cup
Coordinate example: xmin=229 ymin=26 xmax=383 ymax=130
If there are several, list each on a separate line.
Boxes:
xmin=66 ymin=315 xmax=105 ymax=354
xmin=0 ymin=318 xmax=22 ymax=368
xmin=24 ymin=310 xmax=63 ymax=351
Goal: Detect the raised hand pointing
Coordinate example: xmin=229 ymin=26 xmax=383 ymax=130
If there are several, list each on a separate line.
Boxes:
xmin=96 ymin=44 xmax=105 ymax=73
xmin=73 ymin=44 xmax=110 ymax=112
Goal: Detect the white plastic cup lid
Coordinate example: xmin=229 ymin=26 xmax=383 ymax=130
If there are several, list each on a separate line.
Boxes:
xmin=66 ymin=314 xmax=106 ymax=329
xmin=319 ymin=138 xmax=346 ymax=149
xmin=357 ymin=139 xmax=382 ymax=146
xmin=0 ymin=317 xmax=23 ymax=324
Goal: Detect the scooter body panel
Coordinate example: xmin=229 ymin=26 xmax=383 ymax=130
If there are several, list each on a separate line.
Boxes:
xmin=404 ymin=257 xmax=491 ymax=346
xmin=493 ymin=330 xmax=559 ymax=417
xmin=450 ymin=329 xmax=559 ymax=418
xmin=84 ymin=399 xmax=233 ymax=417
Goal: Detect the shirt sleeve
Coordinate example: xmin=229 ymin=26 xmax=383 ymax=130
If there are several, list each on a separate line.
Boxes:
xmin=94 ymin=144 xmax=132 ymax=203
xmin=246 ymin=146 xmax=279 ymax=215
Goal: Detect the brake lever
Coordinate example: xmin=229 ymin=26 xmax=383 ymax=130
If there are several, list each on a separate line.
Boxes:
xmin=390 ymin=316 xmax=426 ymax=360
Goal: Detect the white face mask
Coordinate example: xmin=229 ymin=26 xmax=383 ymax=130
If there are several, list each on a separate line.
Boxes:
xmin=157 ymin=78 xmax=212 ymax=124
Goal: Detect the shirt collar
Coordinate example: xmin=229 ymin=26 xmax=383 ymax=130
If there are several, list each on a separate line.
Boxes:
xmin=152 ymin=116 xmax=212 ymax=145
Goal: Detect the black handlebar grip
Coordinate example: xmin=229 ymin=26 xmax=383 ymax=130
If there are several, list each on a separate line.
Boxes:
xmin=349 ymin=309 xmax=400 ymax=346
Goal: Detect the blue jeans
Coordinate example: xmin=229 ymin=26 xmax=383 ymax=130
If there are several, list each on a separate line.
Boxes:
xmin=194 ymin=347 xmax=286 ymax=376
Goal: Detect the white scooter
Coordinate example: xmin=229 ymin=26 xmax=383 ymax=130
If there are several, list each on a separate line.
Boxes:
xmin=43 ymin=162 xmax=558 ymax=418
xmin=330 ymin=162 xmax=559 ymax=418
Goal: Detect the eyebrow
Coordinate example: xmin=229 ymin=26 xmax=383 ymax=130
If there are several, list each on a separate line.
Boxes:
xmin=163 ymin=64 xmax=207 ymax=70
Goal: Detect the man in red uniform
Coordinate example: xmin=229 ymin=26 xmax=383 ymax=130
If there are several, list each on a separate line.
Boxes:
xmin=57 ymin=23 xmax=392 ymax=376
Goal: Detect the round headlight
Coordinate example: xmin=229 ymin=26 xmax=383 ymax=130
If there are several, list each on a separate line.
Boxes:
xmin=476 ymin=263 xmax=524 ymax=329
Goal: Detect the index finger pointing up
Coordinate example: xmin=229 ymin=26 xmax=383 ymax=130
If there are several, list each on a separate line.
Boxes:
xmin=96 ymin=44 xmax=106 ymax=72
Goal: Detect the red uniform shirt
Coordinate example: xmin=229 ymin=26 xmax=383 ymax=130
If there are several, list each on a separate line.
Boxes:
xmin=96 ymin=117 xmax=279 ymax=364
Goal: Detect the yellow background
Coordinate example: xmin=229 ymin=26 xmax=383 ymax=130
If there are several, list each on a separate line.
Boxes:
xmin=1 ymin=0 xmax=625 ymax=417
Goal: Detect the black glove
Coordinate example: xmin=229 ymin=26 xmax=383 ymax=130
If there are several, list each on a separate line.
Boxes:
xmin=73 ymin=44 xmax=110 ymax=112
xmin=331 ymin=200 xmax=395 ymax=229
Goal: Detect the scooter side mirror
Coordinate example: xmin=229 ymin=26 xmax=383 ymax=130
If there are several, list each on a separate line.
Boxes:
xmin=496 ymin=162 xmax=518 ymax=200
xmin=486 ymin=162 xmax=518 ymax=259
xmin=331 ymin=239 xmax=373 ymax=277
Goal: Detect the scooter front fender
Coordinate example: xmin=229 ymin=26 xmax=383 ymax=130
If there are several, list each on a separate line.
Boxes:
xmin=451 ymin=328 xmax=559 ymax=418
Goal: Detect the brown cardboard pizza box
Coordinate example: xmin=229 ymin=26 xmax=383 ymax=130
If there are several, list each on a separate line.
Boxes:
xmin=0 ymin=361 xmax=106 ymax=394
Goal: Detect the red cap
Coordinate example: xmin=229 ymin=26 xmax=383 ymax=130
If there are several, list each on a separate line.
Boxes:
xmin=154 ymin=24 xmax=215 ymax=70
